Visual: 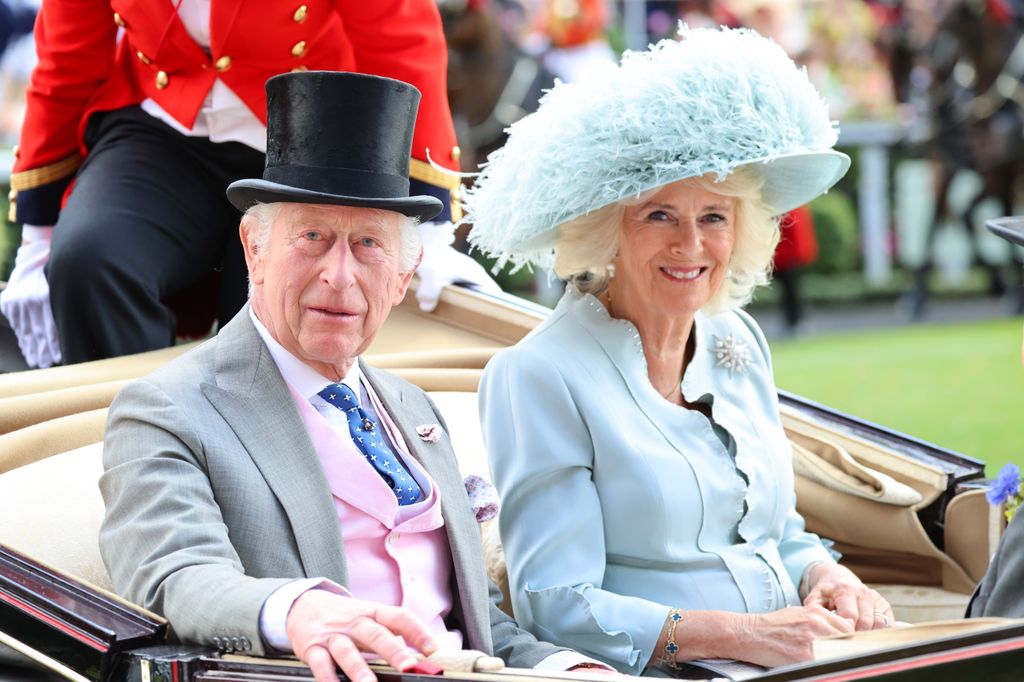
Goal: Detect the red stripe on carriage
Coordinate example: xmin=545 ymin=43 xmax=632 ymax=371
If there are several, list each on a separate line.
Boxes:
xmin=820 ymin=636 xmax=1024 ymax=681
xmin=0 ymin=590 xmax=109 ymax=651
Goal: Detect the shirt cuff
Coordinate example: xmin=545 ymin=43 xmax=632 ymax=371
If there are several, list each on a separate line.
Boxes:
xmin=534 ymin=651 xmax=615 ymax=672
xmin=259 ymin=578 xmax=351 ymax=652
xmin=21 ymin=225 xmax=54 ymax=242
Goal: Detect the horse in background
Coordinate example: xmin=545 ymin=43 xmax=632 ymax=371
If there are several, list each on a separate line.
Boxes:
xmin=899 ymin=0 xmax=1024 ymax=318
xmin=438 ymin=0 xmax=554 ymax=175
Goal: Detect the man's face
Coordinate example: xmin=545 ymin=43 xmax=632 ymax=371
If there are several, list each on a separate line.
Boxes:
xmin=244 ymin=203 xmax=416 ymax=379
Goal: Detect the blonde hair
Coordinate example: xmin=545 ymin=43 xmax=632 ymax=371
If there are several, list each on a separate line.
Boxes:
xmin=553 ymin=167 xmax=780 ymax=314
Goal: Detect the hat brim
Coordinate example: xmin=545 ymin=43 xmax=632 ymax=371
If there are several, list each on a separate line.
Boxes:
xmin=754 ymin=150 xmax=851 ymax=215
xmin=616 ymin=149 xmax=852 ymax=216
xmin=986 ymin=217 xmax=1024 ymax=247
xmin=226 ymin=179 xmax=443 ymax=222
xmin=512 ymin=149 xmax=853 ymax=259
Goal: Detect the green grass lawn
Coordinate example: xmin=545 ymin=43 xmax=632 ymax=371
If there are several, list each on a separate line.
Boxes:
xmin=770 ymin=317 xmax=1024 ymax=477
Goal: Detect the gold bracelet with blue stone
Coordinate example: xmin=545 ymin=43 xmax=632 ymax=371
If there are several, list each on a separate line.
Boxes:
xmin=662 ymin=609 xmax=682 ymax=669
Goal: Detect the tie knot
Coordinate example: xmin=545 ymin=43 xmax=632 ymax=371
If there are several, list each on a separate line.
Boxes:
xmin=318 ymin=383 xmax=359 ymax=408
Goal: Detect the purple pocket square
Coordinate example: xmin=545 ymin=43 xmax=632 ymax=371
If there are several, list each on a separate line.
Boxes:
xmin=464 ymin=474 xmax=500 ymax=523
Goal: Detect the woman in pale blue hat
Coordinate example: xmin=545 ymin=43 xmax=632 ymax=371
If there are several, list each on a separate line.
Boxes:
xmin=467 ymin=27 xmax=893 ymax=673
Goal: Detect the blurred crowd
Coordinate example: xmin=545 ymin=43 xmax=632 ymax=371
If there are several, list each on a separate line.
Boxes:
xmin=8 ymin=1 xmax=1024 ymax=159
xmin=0 ymin=1 xmax=909 ymax=151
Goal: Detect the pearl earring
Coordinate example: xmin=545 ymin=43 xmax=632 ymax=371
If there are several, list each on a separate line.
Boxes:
xmin=607 ymin=262 xmax=616 ymax=278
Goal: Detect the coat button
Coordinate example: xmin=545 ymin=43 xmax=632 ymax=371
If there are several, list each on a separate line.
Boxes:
xmin=11 ymin=144 xmax=18 ymax=157
xmin=291 ymin=65 xmax=308 ymax=72
xmin=451 ymin=146 xmax=461 ymax=162
xmin=215 ymin=55 xmax=232 ymax=72
xmin=113 ymin=12 xmax=126 ymax=28
xmin=155 ymin=71 xmax=169 ymax=89
xmin=293 ymin=5 xmax=308 ymax=22
xmin=291 ymin=40 xmax=307 ymax=58
xmin=136 ymin=51 xmax=151 ymax=65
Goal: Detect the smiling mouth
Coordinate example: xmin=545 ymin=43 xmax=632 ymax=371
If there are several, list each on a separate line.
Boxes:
xmin=660 ymin=266 xmax=707 ymax=281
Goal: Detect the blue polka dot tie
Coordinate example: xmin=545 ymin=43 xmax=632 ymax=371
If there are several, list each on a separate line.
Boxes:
xmin=318 ymin=383 xmax=422 ymax=505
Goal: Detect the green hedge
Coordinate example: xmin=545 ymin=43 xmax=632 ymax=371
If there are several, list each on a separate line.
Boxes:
xmin=808 ymin=190 xmax=860 ymax=275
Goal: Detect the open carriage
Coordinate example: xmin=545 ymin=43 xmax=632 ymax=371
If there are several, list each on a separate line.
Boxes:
xmin=0 ymin=283 xmax=1022 ymax=681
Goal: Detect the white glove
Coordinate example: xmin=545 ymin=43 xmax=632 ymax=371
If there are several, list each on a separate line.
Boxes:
xmin=415 ymin=221 xmax=502 ymax=312
xmin=0 ymin=225 xmax=62 ymax=368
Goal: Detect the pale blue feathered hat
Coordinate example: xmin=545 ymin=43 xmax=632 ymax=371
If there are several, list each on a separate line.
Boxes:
xmin=463 ymin=26 xmax=850 ymax=271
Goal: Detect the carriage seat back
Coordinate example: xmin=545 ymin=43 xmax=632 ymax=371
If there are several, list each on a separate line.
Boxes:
xmin=0 ymin=390 xmax=989 ymax=625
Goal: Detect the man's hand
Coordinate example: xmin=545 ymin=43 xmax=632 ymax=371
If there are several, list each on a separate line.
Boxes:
xmin=0 ymin=225 xmax=62 ymax=368
xmin=803 ymin=562 xmax=894 ymax=631
xmin=286 ymin=590 xmax=439 ymax=682
xmin=415 ymin=221 xmax=502 ymax=312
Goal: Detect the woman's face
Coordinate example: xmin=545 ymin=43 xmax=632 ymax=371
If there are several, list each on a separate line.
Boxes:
xmin=611 ymin=180 xmax=736 ymax=323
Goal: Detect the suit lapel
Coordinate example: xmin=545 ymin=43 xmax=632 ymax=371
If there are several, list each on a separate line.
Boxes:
xmin=361 ymin=363 xmax=492 ymax=651
xmin=201 ymin=310 xmax=348 ymax=586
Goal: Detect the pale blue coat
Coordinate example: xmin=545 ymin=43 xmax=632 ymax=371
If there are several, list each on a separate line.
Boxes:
xmin=479 ymin=291 xmax=834 ymax=674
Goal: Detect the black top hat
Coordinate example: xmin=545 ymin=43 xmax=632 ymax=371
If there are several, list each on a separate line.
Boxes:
xmin=227 ymin=71 xmax=443 ymax=222
xmin=986 ymin=217 xmax=1024 ymax=247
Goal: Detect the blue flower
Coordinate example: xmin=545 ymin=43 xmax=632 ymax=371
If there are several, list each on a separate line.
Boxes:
xmin=987 ymin=463 xmax=1021 ymax=505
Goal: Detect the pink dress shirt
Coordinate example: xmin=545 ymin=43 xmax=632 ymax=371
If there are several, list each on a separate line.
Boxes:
xmin=251 ymin=311 xmax=460 ymax=651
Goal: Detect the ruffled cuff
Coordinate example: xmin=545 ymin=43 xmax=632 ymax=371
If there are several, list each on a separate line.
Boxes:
xmin=525 ymin=584 xmax=670 ymax=674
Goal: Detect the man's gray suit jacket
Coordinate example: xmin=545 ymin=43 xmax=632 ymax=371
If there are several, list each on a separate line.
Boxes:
xmin=967 ymin=510 xmax=1024 ymax=618
xmin=99 ymin=308 xmax=561 ymax=666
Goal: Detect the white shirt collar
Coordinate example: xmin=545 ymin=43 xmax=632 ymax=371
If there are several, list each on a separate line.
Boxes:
xmin=249 ymin=307 xmax=362 ymax=401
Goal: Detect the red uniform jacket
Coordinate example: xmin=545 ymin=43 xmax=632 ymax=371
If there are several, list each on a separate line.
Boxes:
xmin=774 ymin=205 xmax=818 ymax=272
xmin=10 ymin=0 xmax=461 ymax=224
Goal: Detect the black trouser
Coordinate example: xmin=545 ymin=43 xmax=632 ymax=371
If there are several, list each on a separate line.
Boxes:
xmin=774 ymin=267 xmax=804 ymax=331
xmin=46 ymin=107 xmax=264 ymax=363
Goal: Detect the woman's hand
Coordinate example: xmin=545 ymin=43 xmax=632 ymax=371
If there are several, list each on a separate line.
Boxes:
xmin=651 ymin=607 xmax=852 ymax=670
xmin=734 ymin=606 xmax=854 ymax=667
xmin=802 ymin=562 xmax=894 ymax=631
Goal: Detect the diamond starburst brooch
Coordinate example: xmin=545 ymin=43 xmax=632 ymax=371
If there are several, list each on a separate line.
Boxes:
xmin=709 ymin=333 xmax=753 ymax=377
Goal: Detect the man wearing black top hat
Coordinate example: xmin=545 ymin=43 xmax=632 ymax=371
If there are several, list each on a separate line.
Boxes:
xmin=97 ymin=72 xmax=600 ymax=682
xmin=965 ymin=217 xmax=1024 ymax=620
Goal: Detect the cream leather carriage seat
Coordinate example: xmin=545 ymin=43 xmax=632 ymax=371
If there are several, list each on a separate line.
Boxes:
xmin=0 ymin=387 xmax=985 ymax=625
xmin=0 ymin=284 xmax=996 ymax=627
xmin=0 ymin=352 xmax=999 ymax=630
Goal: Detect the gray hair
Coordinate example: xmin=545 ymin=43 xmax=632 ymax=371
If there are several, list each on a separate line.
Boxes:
xmin=553 ymin=167 xmax=780 ymax=314
xmin=242 ymin=202 xmax=423 ymax=274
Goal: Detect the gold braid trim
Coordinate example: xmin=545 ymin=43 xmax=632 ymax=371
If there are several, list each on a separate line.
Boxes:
xmin=409 ymin=157 xmax=461 ymax=191
xmin=10 ymin=153 xmax=83 ymax=191
xmin=410 ymin=157 xmax=463 ymax=221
